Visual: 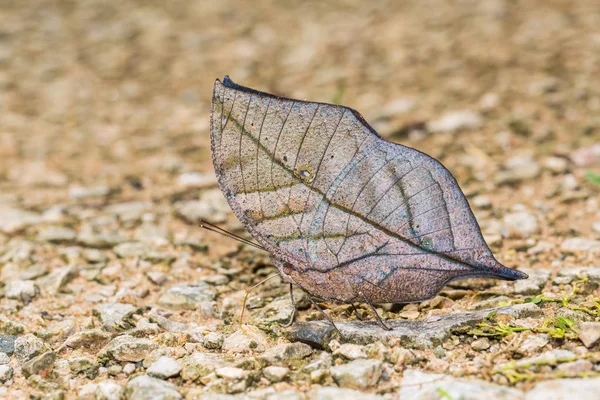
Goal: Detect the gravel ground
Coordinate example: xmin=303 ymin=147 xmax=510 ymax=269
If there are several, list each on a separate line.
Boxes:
xmin=1 ymin=0 xmax=600 ymax=399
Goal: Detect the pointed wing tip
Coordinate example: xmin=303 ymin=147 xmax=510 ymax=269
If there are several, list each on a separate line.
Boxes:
xmin=493 ymin=266 xmax=529 ymax=281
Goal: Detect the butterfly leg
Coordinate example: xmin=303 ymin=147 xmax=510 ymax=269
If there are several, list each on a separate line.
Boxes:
xmin=281 ymin=283 xmax=296 ymax=328
xmin=360 ymin=291 xmax=392 ymax=331
xmin=307 ymin=296 xmax=341 ymax=336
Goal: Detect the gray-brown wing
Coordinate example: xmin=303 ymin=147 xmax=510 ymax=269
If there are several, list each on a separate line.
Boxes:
xmin=210 ymin=76 xmax=525 ymax=290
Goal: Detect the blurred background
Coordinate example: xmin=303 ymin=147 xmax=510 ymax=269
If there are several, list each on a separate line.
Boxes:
xmin=1 ymin=0 xmax=599 ymax=258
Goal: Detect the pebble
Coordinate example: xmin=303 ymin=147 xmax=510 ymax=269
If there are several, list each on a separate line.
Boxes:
xmin=222 ymin=325 xmax=269 ymax=353
xmin=556 ymin=359 xmax=593 ymax=374
xmin=428 ymin=110 xmax=483 ymax=133
xmin=14 ymin=333 xmax=48 ymax=363
xmin=96 ymin=380 xmax=124 ymax=400
xmin=37 ymin=226 xmax=77 ymax=243
xmin=513 ymin=349 xmax=576 ymax=369
xmin=0 ymin=353 xmax=9 ymax=365
xmin=495 ymin=154 xmax=540 ymax=185
xmin=578 ymin=322 xmax=600 ymax=348
xmin=100 ymin=335 xmax=158 ymax=362
xmin=525 ymin=377 xmax=600 ymax=400
xmin=542 ymin=156 xmax=569 ymax=174
xmin=69 ymin=356 xmax=99 ymax=379
xmin=157 ymin=283 xmax=215 ymax=310
xmin=126 ymin=375 xmax=182 ymax=400
xmin=105 ymin=201 xmax=152 ymax=223
xmin=252 ymin=297 xmax=295 ymax=327
xmin=263 ymin=366 xmax=289 ymax=383
xmin=147 ymin=356 xmax=182 ymax=379
xmin=21 ymin=351 xmax=56 ymax=377
xmin=93 ymin=303 xmax=141 ymax=332
xmin=37 ymin=265 xmax=78 ymax=295
xmin=177 ymin=172 xmax=217 ymax=188
xmin=64 ymin=329 xmax=112 ymax=350
xmin=0 ymin=206 xmax=41 ymax=233
xmin=69 ymin=185 xmax=113 ymax=199
xmin=518 ymin=334 xmax=550 ymax=355
xmin=288 ymin=321 xmax=337 ymax=350
xmin=513 ymin=268 xmax=550 ymax=295
xmin=215 ymin=366 xmax=248 ymax=381
xmin=503 ymin=211 xmax=540 ymax=238
xmin=4 ymin=279 xmax=39 ymax=301
xmin=123 ymin=363 xmax=136 ymax=375
xmin=174 ymin=200 xmax=227 ymax=224
xmin=0 ymin=364 xmax=13 ymax=383
xmin=470 ymin=338 xmax=491 ymax=351
xmin=400 ymin=369 xmax=522 ymax=399
xmin=203 ymin=331 xmax=224 ymax=350
xmin=570 ymin=144 xmax=600 ymax=167
xmin=334 ymin=343 xmax=368 ymax=360
xmin=561 ymin=238 xmax=600 ymax=254
xmin=261 ymin=343 xmax=313 ymax=366
xmin=330 ymin=359 xmax=383 ymax=389
xmin=180 ymin=352 xmax=229 ymax=381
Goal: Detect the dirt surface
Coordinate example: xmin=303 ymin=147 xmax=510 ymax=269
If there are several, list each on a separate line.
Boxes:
xmin=1 ymin=1 xmax=600 ymax=399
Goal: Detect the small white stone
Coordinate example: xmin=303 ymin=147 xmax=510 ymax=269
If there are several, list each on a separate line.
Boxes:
xmin=123 ymin=363 xmax=136 ymax=375
xmin=263 ymin=365 xmax=289 ymax=382
xmin=146 ymin=356 xmax=182 ymax=379
xmin=215 ymin=366 xmax=247 ymax=380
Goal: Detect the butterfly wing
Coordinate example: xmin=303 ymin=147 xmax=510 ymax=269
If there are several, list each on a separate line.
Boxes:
xmin=210 ymin=76 xmax=526 ymax=302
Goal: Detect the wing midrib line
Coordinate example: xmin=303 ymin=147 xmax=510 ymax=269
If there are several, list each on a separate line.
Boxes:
xmin=213 ymin=92 xmax=479 ymax=272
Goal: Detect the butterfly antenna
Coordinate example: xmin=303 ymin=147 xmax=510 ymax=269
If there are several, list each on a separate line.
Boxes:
xmin=240 ymin=273 xmax=280 ymax=327
xmin=198 ymin=219 xmax=267 ymax=251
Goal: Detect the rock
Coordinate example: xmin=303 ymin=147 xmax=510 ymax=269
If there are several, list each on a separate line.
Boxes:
xmin=263 ymin=366 xmax=289 ymax=383
xmin=570 ymin=144 xmax=600 ymax=167
xmin=14 ymin=333 xmax=48 ymax=363
xmin=472 ymin=195 xmax=492 ymax=209
xmin=579 ymin=322 xmax=600 ymax=348
xmin=100 ymin=335 xmax=158 ymax=362
xmin=261 ymin=342 xmax=313 ymax=366
xmin=513 ymin=268 xmax=550 ymax=295
xmin=543 ymin=156 xmax=569 ymax=174
xmin=428 ymin=110 xmax=483 ymax=133
xmin=525 ymin=377 xmax=600 ymax=400
xmin=215 ymin=366 xmax=247 ymax=380
xmin=203 ymin=331 xmax=224 ymax=350
xmin=78 ymin=383 xmax=98 ymax=400
xmin=69 ymin=185 xmax=113 ymax=199
xmin=287 ymin=321 xmax=338 ymax=350
xmin=511 ymin=350 xmax=576 ymax=369
xmin=93 ymin=303 xmax=141 ymax=332
xmin=0 ymin=352 xmax=9 ymax=364
xmin=251 ymin=297 xmax=295 ymax=328
xmin=471 ymin=337 xmax=491 ymax=351
xmin=69 ymin=356 xmax=99 ymax=378
xmin=83 ymin=248 xmax=108 ymax=263
xmin=503 ymin=212 xmax=540 ymax=238
xmin=105 ymin=201 xmax=152 ymax=223
xmin=556 ymin=359 xmax=593 ymax=374
xmin=78 ymin=231 xmax=128 ymax=247
xmin=330 ymin=359 xmax=382 ymax=389
xmin=222 ymin=325 xmax=268 ymax=353
xmin=518 ymin=334 xmax=550 ymax=355
xmin=0 ymin=335 xmax=17 ymax=355
xmin=147 ymin=356 xmax=182 ymax=379
xmin=400 ymin=370 xmax=523 ymax=399
xmin=309 ymin=387 xmax=385 ymax=400
xmin=4 ymin=279 xmax=39 ymax=302
xmin=334 ymin=343 xmax=367 ymax=360
xmin=22 ymin=351 xmax=56 ymax=377
xmin=295 ymin=304 xmax=541 ymax=347
xmin=126 ymin=375 xmax=182 ymax=400
xmin=561 ymin=238 xmax=600 ymax=254
xmin=157 ymin=283 xmax=215 ymax=310
xmin=180 ymin=352 xmax=229 ymax=381
xmin=37 ymin=265 xmax=78 ymax=295
xmin=113 ymin=242 xmax=151 ymax=258
xmin=20 ymin=263 xmax=49 ymax=280
xmin=177 ymin=172 xmax=217 ymax=188
xmin=0 ymin=364 xmax=13 ymax=383
xmin=0 ymin=206 xmax=41 ymax=233
xmin=174 ymin=200 xmax=227 ymax=224
xmin=96 ymin=380 xmax=124 ymax=400
xmin=64 ymin=329 xmax=112 ymax=349
xmin=37 ymin=226 xmax=77 ymax=243
xmin=495 ymin=155 xmax=540 ymax=185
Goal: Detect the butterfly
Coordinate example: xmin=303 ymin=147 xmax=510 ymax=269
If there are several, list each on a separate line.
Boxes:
xmin=208 ymin=76 xmax=527 ymax=330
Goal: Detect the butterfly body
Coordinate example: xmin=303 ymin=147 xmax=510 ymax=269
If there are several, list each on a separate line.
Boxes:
xmin=210 ymin=76 xmax=527 ymax=307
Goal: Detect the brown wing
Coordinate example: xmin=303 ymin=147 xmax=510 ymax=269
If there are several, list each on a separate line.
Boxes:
xmin=210 ymin=76 xmax=526 ymax=296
